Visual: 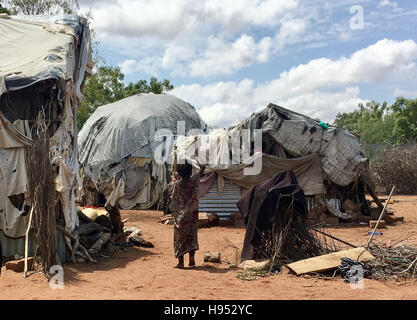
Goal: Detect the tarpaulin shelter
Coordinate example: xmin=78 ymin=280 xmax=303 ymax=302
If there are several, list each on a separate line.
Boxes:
xmin=78 ymin=93 xmax=208 ymax=210
xmin=175 ymin=103 xmax=370 ymax=221
xmin=0 ymin=13 xmax=92 ymax=257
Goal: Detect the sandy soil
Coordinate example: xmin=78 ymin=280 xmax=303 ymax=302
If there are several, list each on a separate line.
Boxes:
xmin=1 ymin=195 xmax=417 ymax=300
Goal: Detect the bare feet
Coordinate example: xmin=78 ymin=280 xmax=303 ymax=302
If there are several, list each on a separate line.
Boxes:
xmin=174 ymin=257 xmax=184 ymax=269
xmin=189 ymin=255 xmax=196 ymax=267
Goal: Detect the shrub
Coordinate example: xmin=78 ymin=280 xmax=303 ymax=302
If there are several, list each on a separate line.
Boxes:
xmin=370 ymin=144 xmax=417 ymax=194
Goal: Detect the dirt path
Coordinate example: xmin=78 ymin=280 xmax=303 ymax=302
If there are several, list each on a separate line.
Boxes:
xmin=1 ymin=195 xmax=417 ymax=300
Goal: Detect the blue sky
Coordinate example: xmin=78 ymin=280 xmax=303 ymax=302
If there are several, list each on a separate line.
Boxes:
xmin=80 ymin=0 xmax=417 ymax=127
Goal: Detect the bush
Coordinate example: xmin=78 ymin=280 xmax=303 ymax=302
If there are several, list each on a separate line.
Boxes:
xmin=370 ymin=144 xmax=417 ymax=194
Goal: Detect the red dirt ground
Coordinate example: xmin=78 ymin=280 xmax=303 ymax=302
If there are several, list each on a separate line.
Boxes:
xmin=1 ymin=195 xmax=417 ymax=300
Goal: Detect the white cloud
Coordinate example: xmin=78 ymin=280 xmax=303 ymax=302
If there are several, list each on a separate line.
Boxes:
xmin=119 ymin=57 xmax=159 ymax=76
xmin=378 ymin=0 xmax=397 ymax=9
xmin=81 ymin=0 xmax=310 ymax=77
xmin=393 ymin=89 xmax=417 ymax=98
xmin=273 ymin=18 xmax=307 ymax=51
xmin=190 ymin=34 xmax=272 ymax=77
xmin=85 ymin=0 xmax=299 ymax=40
xmin=173 ymin=39 xmax=417 ymax=127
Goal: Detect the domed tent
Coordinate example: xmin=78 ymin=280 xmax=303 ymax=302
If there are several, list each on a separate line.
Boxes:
xmin=78 ymin=93 xmax=208 ymax=210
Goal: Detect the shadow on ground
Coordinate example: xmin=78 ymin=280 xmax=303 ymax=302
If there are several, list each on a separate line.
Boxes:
xmin=62 ymin=247 xmax=155 ymax=285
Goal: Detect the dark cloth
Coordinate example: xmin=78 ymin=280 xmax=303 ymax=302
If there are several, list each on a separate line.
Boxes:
xmin=237 ymin=170 xmax=307 ymax=261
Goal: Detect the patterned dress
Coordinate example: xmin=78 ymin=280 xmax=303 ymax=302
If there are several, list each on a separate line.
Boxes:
xmin=168 ymin=173 xmax=200 ymax=258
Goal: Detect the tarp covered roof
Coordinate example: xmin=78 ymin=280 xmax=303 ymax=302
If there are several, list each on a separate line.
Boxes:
xmin=78 ymin=93 xmax=208 ymax=186
xmin=0 ymin=14 xmax=92 ymax=97
xmin=175 ymin=103 xmax=368 ymax=195
xmin=231 ymin=103 xmax=368 ymax=186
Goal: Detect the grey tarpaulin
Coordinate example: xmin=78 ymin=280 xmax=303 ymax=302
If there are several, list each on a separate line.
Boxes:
xmin=0 ymin=14 xmax=92 ymax=94
xmin=231 ymin=104 xmax=368 ymax=187
xmin=78 ymin=93 xmax=208 ymax=209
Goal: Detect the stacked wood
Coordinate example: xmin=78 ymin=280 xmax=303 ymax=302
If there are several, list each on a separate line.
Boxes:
xmin=198 ymin=212 xmax=209 ymax=228
xmin=159 ymin=214 xmax=173 ymax=225
xmin=207 ymin=213 xmax=219 ymax=225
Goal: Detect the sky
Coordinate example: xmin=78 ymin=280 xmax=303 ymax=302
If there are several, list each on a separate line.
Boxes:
xmin=79 ymin=0 xmax=417 ymax=128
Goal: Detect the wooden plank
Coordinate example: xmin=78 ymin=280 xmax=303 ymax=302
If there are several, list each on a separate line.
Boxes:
xmin=285 ymin=247 xmax=374 ymax=276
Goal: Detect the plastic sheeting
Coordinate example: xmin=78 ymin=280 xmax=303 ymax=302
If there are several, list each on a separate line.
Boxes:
xmin=78 ymin=93 xmax=208 ymax=209
xmin=0 ymin=14 xmax=92 ymax=94
xmin=232 ymin=104 xmax=368 ymax=187
xmin=0 ymin=14 xmax=92 ymax=239
xmin=214 ymin=152 xmax=324 ymax=196
xmin=0 ymin=112 xmax=31 ymax=238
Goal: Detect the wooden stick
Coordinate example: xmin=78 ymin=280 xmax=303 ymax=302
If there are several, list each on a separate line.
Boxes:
xmin=309 ymin=226 xmax=357 ymax=248
xmin=366 ymin=185 xmax=395 ymax=249
xmin=363 ymin=179 xmax=384 ymax=210
xmin=24 ymin=207 xmax=34 ymax=278
xmin=57 ymin=226 xmax=97 ymax=263
xmin=401 ymin=256 xmax=417 ymax=274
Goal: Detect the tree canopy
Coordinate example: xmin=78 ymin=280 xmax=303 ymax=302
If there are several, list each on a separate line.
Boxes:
xmin=77 ymin=66 xmax=174 ymax=130
xmin=0 ymin=4 xmax=12 ymax=14
xmin=3 ymin=0 xmax=79 ymax=15
xmin=333 ymin=97 xmax=417 ymax=145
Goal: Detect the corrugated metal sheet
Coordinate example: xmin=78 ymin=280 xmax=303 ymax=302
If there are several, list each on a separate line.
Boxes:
xmin=199 ymin=179 xmax=245 ymax=218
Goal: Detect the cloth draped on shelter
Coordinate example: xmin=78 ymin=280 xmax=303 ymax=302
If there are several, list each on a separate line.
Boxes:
xmin=237 ymin=170 xmax=308 ymax=261
xmin=0 ymin=14 xmax=92 ymax=238
xmin=0 ymin=111 xmax=31 ymax=238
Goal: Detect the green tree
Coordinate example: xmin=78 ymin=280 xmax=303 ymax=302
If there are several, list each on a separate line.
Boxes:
xmin=333 ymin=101 xmax=394 ymax=145
xmin=0 ymin=4 xmax=12 ymax=14
xmin=391 ymin=97 xmax=417 ymax=144
xmin=3 ymin=0 xmax=79 ymax=15
xmin=77 ymin=66 xmax=174 ymax=130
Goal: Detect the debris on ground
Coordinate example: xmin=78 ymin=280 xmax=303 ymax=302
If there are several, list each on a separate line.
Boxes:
xmin=285 ymin=247 xmax=374 ymax=276
xmin=6 ymin=257 xmax=34 ymax=273
xmin=159 ymin=214 xmax=173 ymax=225
xmin=239 ymin=259 xmax=270 ymax=271
xmin=370 ymin=220 xmax=386 ymax=229
xmin=127 ymin=228 xmax=154 ymax=248
xmin=49 ymin=206 xmax=155 ymax=267
xmin=204 ymin=252 xmax=221 ymax=263
xmin=198 ymin=212 xmax=209 ymax=228
xmin=236 ymin=268 xmax=270 ymax=281
xmin=337 ymin=258 xmax=370 ymax=283
xmin=364 ymin=244 xmax=417 ymax=281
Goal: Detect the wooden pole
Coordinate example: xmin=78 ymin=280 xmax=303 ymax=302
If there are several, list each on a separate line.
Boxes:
xmin=366 ymin=185 xmax=395 ymax=249
xmin=309 ymin=226 xmax=357 ymax=248
xmin=24 ymin=207 xmax=34 ymax=278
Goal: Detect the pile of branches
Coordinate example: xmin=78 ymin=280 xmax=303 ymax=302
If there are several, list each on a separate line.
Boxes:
xmin=60 ymin=206 xmax=154 ymax=264
xmin=365 ymin=244 xmax=417 ymax=281
xmin=256 ymin=195 xmax=338 ymax=271
xmin=370 ymin=144 xmax=417 ymax=194
xmin=26 ymin=113 xmax=58 ymax=276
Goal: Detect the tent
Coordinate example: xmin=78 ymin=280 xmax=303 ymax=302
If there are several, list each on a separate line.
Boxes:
xmin=78 ymin=93 xmax=208 ymax=210
xmin=175 ymin=103 xmax=370 ymax=222
xmin=0 ymin=13 xmax=92 ymax=258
